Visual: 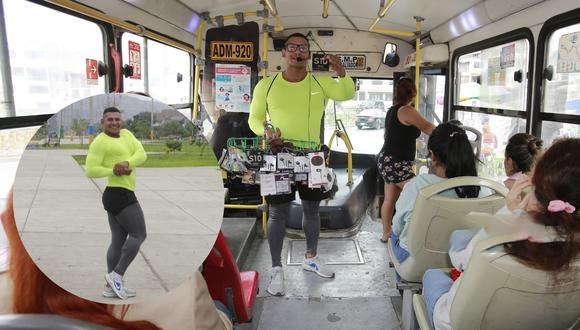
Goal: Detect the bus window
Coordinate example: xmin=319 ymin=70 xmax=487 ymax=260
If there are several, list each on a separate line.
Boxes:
xmin=324 ymin=78 xmax=392 ymax=155
xmin=122 ymin=34 xmax=192 ymax=109
xmin=3 ymin=0 xmax=106 ymax=116
xmin=542 ymin=23 xmax=580 ymax=116
xmin=456 ymin=39 xmax=529 ymax=111
xmin=0 ymin=125 xmax=39 ymax=213
xmin=455 ymin=111 xmax=526 ymax=178
xmin=452 ymin=35 xmax=531 ymax=180
xmin=541 ymin=121 xmax=580 ymax=146
xmin=121 ymin=33 xmax=146 ymax=94
xmin=539 ymin=22 xmax=580 ymax=146
xmin=147 ymin=39 xmax=192 ymax=105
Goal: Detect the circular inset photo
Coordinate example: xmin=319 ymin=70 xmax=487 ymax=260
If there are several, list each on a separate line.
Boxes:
xmin=12 ymin=93 xmax=224 ymax=303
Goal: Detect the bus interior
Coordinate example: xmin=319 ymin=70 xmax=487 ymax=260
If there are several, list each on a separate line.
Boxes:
xmin=1 ymin=0 xmax=580 ymax=329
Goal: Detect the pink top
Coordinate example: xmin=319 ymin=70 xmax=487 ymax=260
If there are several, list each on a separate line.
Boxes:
xmin=507 ymin=171 xmax=524 ymax=181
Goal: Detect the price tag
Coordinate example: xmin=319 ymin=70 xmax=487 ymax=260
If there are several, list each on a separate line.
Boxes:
xmin=247 ymin=150 xmax=264 ymax=168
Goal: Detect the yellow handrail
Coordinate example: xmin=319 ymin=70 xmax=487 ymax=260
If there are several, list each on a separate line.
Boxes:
xmin=260 ymin=11 xmax=270 ymax=238
xmin=322 ymin=0 xmax=330 ymax=18
xmin=326 ymin=129 xmax=353 ymax=186
xmin=224 ymin=204 xmax=262 ymax=210
xmin=223 ymin=201 xmax=268 ymax=237
xmin=192 ymin=21 xmax=207 ymax=121
xmin=262 ymin=16 xmax=269 ymax=78
xmin=370 ymin=27 xmax=415 ymax=37
xmin=414 ymin=17 xmax=423 ymax=111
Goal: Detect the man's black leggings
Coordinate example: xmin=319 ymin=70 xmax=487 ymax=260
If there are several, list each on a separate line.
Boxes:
xmin=106 ymin=202 xmax=147 ymax=275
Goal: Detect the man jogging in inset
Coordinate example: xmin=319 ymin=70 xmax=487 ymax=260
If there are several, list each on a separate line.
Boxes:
xmin=86 ymin=107 xmax=147 ymax=300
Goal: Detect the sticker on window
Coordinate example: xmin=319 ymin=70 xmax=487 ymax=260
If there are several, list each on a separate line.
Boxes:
xmin=557 ymin=32 xmax=580 ymax=73
xmin=500 ymin=44 xmax=515 ymax=69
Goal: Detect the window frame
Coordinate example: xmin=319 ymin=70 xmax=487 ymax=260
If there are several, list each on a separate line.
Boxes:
xmin=532 ymin=7 xmax=580 ymax=137
xmin=0 ymin=0 xmax=113 ymax=129
xmin=118 ymin=31 xmax=194 ymax=111
xmin=449 ymin=28 xmax=535 ymax=132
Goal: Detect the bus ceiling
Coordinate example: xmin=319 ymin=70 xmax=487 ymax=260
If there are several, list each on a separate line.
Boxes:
xmin=63 ymin=0 xmax=547 ymax=47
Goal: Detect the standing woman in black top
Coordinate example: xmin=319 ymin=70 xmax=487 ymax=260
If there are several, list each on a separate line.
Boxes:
xmin=377 ymin=78 xmax=435 ymax=242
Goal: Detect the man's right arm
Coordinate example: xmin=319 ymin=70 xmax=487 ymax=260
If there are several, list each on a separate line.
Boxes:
xmin=85 ymin=140 xmax=113 ymax=178
xmin=248 ymin=79 xmax=268 ymax=136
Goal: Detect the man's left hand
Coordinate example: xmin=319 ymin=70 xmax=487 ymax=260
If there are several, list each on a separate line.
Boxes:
xmin=325 ymin=54 xmax=345 ymax=77
xmin=113 ymin=161 xmax=131 ymax=176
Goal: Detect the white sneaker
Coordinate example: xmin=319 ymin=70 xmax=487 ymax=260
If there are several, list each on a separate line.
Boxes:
xmin=104 ymin=271 xmax=128 ymax=300
xmin=267 ymin=266 xmax=285 ymax=296
xmin=302 ymin=255 xmax=335 ymax=278
xmin=102 ymin=283 xmax=136 ymax=298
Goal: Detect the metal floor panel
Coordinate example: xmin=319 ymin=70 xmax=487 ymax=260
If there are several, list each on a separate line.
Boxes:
xmin=256 ymin=296 xmax=400 ymax=330
xmin=237 ymin=210 xmax=401 ymax=329
xmin=286 ymin=238 xmax=365 ymax=265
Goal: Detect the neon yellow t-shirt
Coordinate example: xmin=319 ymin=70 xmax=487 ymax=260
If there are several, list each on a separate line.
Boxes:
xmin=85 ymin=129 xmax=147 ymax=191
xmin=248 ymin=73 xmax=355 ymax=145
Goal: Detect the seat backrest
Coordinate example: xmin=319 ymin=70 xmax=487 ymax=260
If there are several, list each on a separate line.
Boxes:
xmin=398 ymin=177 xmax=508 ymax=282
xmin=451 ymin=234 xmax=580 ymax=329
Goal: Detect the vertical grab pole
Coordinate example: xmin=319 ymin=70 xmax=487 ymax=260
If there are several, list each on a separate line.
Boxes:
xmin=261 ymin=14 xmax=269 ymax=237
xmin=261 ymin=15 xmax=269 ymax=78
xmin=193 ymin=21 xmax=206 ymax=121
xmin=414 ymin=16 xmax=423 ymax=111
xmin=0 ymin=0 xmax=16 ymax=117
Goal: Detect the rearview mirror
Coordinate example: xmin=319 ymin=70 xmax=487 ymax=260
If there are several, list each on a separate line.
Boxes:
xmin=383 ymin=42 xmax=399 ymax=67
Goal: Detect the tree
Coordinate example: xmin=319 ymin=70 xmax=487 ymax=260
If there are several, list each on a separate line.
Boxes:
xmin=125 ymin=117 xmax=151 ymax=140
xmin=71 ymin=118 xmax=88 ymax=145
xmin=158 ymin=120 xmax=189 ymax=138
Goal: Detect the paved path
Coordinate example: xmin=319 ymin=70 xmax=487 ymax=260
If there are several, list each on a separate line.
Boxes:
xmin=12 ymin=148 xmax=224 ymax=304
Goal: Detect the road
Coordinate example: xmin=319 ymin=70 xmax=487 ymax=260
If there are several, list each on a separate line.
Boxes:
xmin=325 ymin=125 xmax=384 ymax=155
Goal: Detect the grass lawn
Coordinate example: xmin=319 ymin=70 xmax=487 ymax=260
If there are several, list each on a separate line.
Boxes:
xmin=72 ymin=146 xmax=217 ymax=168
xmin=35 ymin=142 xmax=206 ymax=152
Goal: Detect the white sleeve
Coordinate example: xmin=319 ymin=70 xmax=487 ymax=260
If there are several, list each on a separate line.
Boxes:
xmin=449 ymin=228 xmax=488 ymax=271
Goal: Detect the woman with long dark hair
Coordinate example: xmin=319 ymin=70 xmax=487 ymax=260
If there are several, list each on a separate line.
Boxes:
xmin=377 ymin=78 xmax=435 ymax=242
xmin=390 ymin=122 xmax=482 ymax=262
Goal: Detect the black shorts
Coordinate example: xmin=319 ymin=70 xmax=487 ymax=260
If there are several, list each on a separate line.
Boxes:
xmin=102 ymin=187 xmax=138 ymax=215
xmin=265 ymin=183 xmax=333 ymax=205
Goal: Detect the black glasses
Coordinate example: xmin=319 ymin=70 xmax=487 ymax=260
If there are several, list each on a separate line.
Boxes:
xmin=285 ymin=43 xmax=309 ymax=52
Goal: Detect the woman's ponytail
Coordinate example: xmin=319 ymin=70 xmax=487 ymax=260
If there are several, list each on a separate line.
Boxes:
xmin=428 ymin=123 xmax=480 ymax=198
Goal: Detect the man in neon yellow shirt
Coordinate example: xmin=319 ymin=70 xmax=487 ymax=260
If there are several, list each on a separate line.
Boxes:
xmin=86 ymin=107 xmax=147 ymax=300
xmin=248 ymin=33 xmax=355 ymax=296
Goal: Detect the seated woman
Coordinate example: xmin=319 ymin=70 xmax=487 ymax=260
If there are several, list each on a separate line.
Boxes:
xmin=390 ymin=122 xmax=484 ymax=263
xmin=503 ymin=133 xmax=543 ymax=190
xmin=423 ymin=138 xmax=580 ymax=330
xmin=0 ymin=191 xmax=233 ymax=330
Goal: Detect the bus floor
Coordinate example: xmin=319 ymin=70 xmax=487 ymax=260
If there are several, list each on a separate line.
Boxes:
xmin=236 ymin=209 xmax=402 ymax=329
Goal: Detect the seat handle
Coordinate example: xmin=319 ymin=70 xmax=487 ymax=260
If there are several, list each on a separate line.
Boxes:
xmin=419 ymin=176 xmax=509 ymax=198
